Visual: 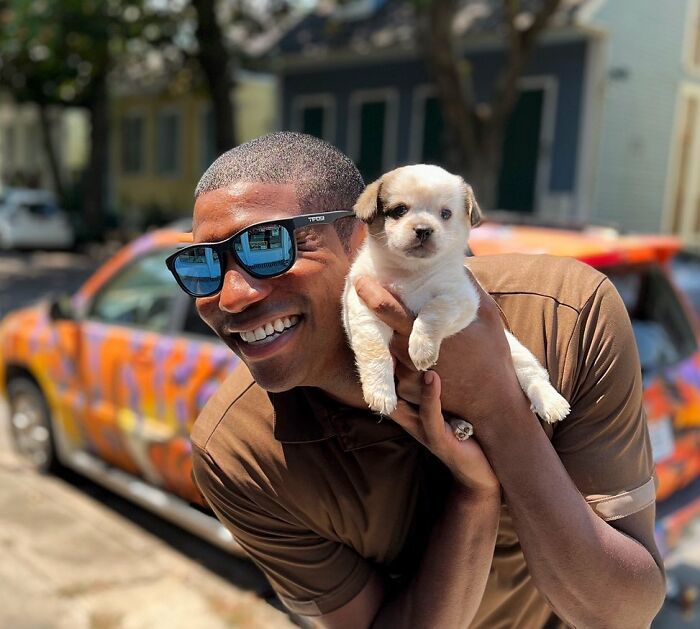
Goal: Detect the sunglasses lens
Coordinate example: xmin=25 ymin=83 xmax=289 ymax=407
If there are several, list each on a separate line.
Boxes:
xmin=173 ymin=246 xmax=222 ymax=296
xmin=234 ymin=224 xmax=294 ymax=277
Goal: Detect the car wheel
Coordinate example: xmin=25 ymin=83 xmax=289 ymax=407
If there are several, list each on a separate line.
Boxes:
xmin=7 ymin=377 xmax=60 ymax=472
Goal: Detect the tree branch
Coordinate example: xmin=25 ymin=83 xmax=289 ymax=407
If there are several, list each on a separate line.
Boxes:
xmin=492 ymin=0 xmax=562 ymax=125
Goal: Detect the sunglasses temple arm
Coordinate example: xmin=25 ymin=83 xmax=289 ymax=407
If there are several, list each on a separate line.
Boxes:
xmin=290 ymin=211 xmax=356 ymax=230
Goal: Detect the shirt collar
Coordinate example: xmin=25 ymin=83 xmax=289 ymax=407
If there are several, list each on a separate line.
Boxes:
xmin=270 ymin=386 xmax=408 ymax=451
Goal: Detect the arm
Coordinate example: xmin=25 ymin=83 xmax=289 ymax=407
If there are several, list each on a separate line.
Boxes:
xmin=192 ymin=370 xmax=500 ymax=629
xmin=321 ymin=372 xmax=500 ymax=629
xmin=355 ymin=276 xmax=665 ymax=629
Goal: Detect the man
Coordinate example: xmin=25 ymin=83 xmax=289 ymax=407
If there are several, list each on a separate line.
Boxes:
xmin=179 ymin=132 xmax=665 ymax=628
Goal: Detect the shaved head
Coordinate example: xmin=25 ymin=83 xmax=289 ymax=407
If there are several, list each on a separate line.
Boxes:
xmin=196 ymin=131 xmax=364 ymax=246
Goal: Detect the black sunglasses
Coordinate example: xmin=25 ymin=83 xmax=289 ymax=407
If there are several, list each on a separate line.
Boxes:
xmin=166 ymin=210 xmax=355 ymax=297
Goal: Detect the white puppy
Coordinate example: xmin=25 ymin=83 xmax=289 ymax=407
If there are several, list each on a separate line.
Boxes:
xmin=342 ymin=164 xmax=570 ymax=424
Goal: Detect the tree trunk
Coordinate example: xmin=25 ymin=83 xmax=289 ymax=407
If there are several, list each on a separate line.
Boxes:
xmin=37 ymin=102 xmax=65 ymax=203
xmin=192 ymin=0 xmax=236 ymax=154
xmin=84 ymin=73 xmax=108 ymax=240
xmin=417 ymin=0 xmax=563 ymax=212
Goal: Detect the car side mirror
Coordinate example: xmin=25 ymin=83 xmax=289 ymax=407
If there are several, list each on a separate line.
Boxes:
xmin=48 ymin=294 xmax=76 ymax=321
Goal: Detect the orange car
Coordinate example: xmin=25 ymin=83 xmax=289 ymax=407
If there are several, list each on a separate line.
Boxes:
xmin=1 ymin=223 xmax=699 ymax=557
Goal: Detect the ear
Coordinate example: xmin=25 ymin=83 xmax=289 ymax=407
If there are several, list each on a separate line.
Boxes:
xmin=462 ymin=181 xmax=483 ymax=227
xmin=353 ymin=178 xmax=383 ymax=224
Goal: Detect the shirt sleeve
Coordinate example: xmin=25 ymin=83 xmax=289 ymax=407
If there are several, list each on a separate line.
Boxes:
xmin=191 ymin=444 xmax=374 ymax=617
xmin=553 ymin=277 xmax=655 ymax=521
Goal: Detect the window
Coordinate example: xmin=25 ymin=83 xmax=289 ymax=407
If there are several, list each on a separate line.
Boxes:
xmin=201 ymin=107 xmax=217 ymax=173
xmin=420 ymin=95 xmax=447 ymax=165
xmin=156 ymin=110 xmax=181 ymax=176
xmin=608 ymin=265 xmax=698 ymax=374
xmin=291 ymin=95 xmax=335 ymax=143
xmin=121 ymin=114 xmax=145 ymax=175
xmin=3 ymin=126 xmax=14 ymax=166
xmin=89 ymin=250 xmax=180 ymax=333
xmin=349 ymin=91 xmax=397 ymax=183
xmin=671 ymin=252 xmax=700 ymax=315
xmin=182 ymin=298 xmax=217 ymax=338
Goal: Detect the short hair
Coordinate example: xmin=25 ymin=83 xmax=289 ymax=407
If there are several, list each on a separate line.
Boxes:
xmin=195 ymin=131 xmax=363 ymax=247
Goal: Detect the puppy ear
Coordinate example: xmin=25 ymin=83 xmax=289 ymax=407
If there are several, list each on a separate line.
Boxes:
xmin=353 ymin=178 xmax=383 ymax=224
xmin=462 ymin=181 xmax=483 ymax=227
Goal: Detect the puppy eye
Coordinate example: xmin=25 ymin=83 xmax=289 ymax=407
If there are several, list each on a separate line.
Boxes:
xmin=441 ymin=208 xmax=452 ymax=220
xmin=387 ymin=204 xmax=408 ymax=219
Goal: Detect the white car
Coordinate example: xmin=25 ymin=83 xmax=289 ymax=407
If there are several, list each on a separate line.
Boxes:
xmin=0 ymin=188 xmax=74 ymax=250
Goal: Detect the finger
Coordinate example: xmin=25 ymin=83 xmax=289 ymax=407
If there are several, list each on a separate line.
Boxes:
xmin=419 ymin=371 xmax=446 ymax=444
xmin=390 ymin=399 xmax=425 ymax=443
xmin=389 ymin=333 xmax=412 ymax=366
xmin=354 ymin=276 xmax=414 ymax=336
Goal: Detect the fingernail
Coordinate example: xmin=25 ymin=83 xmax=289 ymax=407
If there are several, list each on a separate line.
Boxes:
xmin=424 ymin=371 xmax=434 ymax=384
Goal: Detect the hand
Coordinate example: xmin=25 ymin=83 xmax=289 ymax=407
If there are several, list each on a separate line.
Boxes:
xmin=354 ymin=275 xmax=530 ymax=425
xmin=392 ymin=370 xmax=499 ymax=497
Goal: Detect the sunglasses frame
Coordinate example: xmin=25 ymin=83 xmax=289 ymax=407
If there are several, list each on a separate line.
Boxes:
xmin=166 ymin=210 xmax=355 ymax=298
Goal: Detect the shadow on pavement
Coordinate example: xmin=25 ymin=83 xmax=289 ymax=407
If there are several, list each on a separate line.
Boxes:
xmin=51 ymin=465 xmax=295 ymax=617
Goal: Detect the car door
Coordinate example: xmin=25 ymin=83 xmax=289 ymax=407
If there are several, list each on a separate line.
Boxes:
xmin=78 ymin=248 xmax=182 ymax=479
xmin=141 ymin=294 xmax=239 ymax=504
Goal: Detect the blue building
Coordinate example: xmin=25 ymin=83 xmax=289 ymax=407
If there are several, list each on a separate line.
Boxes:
xmin=271 ymin=0 xmax=700 ymax=247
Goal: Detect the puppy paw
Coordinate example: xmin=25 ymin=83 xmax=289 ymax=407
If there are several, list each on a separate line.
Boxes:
xmin=408 ymin=332 xmax=440 ymax=371
xmin=527 ymin=381 xmax=570 ymax=423
xmin=363 ymin=387 xmax=398 ymax=416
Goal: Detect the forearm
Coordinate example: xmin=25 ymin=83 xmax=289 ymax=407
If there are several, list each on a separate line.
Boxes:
xmin=479 ymin=402 xmax=664 ymax=628
xmin=372 ymin=485 xmax=500 ymax=629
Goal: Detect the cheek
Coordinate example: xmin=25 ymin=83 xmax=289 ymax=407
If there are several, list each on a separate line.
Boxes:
xmin=196 ymin=297 xmax=221 ymax=325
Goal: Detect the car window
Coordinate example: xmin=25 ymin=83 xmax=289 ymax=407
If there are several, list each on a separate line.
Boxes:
xmin=182 ymin=298 xmax=217 ymax=338
xmin=88 ymin=249 xmax=180 ymax=332
xmin=671 ymin=252 xmax=700 ymax=316
xmin=21 ymin=202 xmax=58 ymax=218
xmin=607 ymin=264 xmax=698 ymax=374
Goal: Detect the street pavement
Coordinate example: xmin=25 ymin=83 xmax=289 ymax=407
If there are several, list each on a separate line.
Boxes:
xmin=1 ymin=248 xmax=700 ymax=627
xmin=0 ymin=398 xmax=295 ymax=629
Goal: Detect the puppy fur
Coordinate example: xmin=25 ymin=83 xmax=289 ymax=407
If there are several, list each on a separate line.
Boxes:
xmin=342 ymin=164 xmax=570 ymax=422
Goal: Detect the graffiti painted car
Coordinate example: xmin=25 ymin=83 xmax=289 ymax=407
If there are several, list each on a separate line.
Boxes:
xmin=471 ymin=223 xmax=700 ymax=555
xmin=1 ymin=223 xmax=700 ymax=556
xmin=0 ymin=228 xmax=242 ymax=552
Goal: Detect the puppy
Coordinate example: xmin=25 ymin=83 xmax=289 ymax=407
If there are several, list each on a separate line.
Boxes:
xmin=342 ymin=164 xmax=570 ymax=424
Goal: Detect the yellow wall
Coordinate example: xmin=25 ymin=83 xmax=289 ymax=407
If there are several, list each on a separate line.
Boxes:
xmin=111 ymin=77 xmax=276 ymax=222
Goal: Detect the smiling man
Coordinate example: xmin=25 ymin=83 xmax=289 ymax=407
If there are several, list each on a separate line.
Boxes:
xmin=180 ymin=132 xmax=665 ymax=628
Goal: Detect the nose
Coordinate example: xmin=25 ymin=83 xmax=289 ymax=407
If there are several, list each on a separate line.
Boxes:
xmin=414 ymin=226 xmax=433 ymax=243
xmin=218 ymin=265 xmax=272 ymax=314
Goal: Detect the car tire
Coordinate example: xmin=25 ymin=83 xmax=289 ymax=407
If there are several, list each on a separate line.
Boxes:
xmin=7 ymin=377 xmax=60 ymax=473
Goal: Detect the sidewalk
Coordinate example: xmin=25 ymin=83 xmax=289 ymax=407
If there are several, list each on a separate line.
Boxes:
xmin=0 ymin=403 xmax=295 ymax=629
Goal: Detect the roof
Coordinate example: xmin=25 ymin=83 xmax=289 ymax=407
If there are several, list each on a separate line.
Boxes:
xmin=470 ymin=223 xmax=681 ymax=267
xmin=275 ymin=0 xmax=596 ymax=60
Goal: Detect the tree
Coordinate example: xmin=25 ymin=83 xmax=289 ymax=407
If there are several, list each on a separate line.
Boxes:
xmin=190 ymin=0 xmax=293 ymax=154
xmin=0 ymin=0 xmax=182 ymax=238
xmin=415 ymin=0 xmax=562 ymax=207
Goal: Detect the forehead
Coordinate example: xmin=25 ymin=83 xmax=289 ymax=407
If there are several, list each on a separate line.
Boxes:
xmin=382 ymin=169 xmax=464 ymax=209
xmin=192 ymin=182 xmax=300 ymax=242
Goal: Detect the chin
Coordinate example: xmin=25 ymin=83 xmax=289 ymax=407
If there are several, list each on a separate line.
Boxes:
xmin=246 ymin=363 xmax=300 ymax=392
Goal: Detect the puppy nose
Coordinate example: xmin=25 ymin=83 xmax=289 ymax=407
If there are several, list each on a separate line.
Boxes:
xmin=414 ymin=226 xmax=433 ymax=243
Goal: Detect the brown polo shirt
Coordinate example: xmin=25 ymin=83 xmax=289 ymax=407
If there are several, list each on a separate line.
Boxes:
xmin=191 ymin=254 xmax=655 ymax=626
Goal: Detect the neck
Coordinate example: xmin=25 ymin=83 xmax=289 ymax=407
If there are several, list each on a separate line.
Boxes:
xmin=313 ymin=338 xmax=368 ymax=409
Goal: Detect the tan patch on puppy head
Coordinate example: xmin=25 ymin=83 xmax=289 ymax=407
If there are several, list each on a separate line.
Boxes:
xmin=462 ymin=181 xmax=483 ymax=227
xmin=353 ymin=178 xmax=383 ymax=223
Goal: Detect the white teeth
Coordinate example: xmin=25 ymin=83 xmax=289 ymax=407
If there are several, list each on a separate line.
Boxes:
xmin=239 ymin=316 xmax=301 ymax=343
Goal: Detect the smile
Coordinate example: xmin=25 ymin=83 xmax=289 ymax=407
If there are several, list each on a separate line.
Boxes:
xmin=239 ymin=315 xmax=300 ymax=344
